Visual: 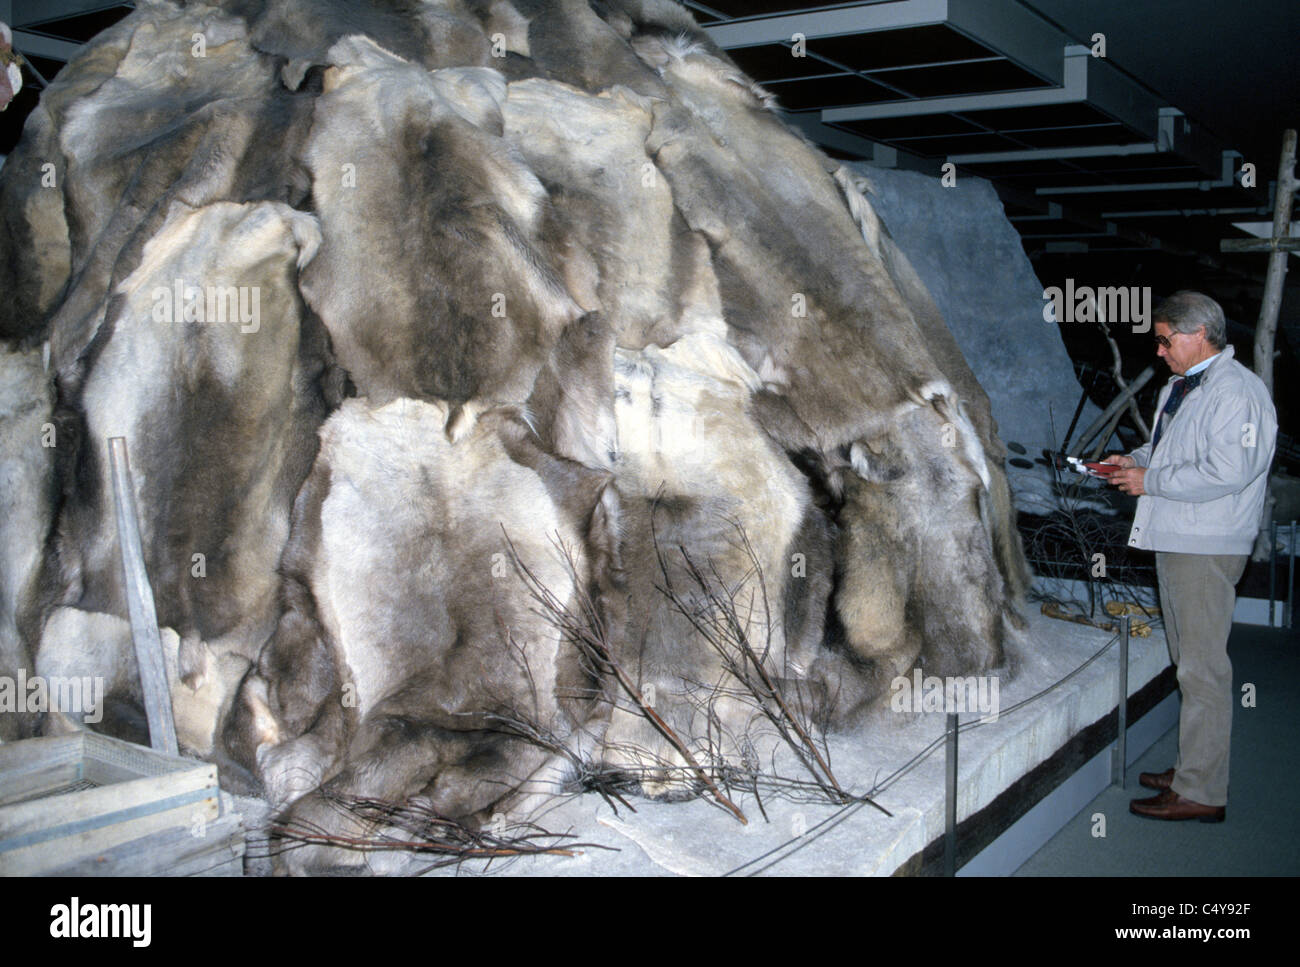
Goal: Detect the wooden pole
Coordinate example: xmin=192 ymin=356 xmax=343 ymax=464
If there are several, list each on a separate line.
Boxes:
xmin=108 ymin=437 xmax=179 ymax=756
xmin=1221 ymin=130 xmax=1295 ymax=559
xmin=1252 ymin=129 xmax=1297 ymax=395
xmin=1090 ymin=291 xmax=1151 ymax=441
xmin=1068 ymin=365 xmax=1156 ymax=458
xmin=1087 ymin=404 xmax=1129 ymax=461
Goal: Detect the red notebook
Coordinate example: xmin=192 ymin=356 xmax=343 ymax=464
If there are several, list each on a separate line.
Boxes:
xmin=1082 ymin=462 xmax=1120 ymax=477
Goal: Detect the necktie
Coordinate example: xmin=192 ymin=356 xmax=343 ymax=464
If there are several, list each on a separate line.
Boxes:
xmin=1151 ymin=371 xmax=1203 ymax=451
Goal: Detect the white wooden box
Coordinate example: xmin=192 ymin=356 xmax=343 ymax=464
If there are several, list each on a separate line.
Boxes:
xmin=0 ymin=732 xmax=220 ymax=875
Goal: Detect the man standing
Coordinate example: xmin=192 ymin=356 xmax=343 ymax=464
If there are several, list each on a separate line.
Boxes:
xmin=1104 ymin=290 xmax=1276 ymax=822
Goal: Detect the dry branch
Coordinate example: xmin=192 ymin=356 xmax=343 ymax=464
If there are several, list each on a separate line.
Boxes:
xmin=1093 ymin=301 xmax=1150 ymax=442
xmin=501 ymin=526 xmax=749 ymax=824
xmin=651 ymin=518 xmax=850 ymax=803
xmin=264 ymin=791 xmax=611 ymax=872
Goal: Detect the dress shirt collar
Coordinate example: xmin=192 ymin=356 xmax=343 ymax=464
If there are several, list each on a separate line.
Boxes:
xmin=1184 ymin=351 xmax=1221 ymax=378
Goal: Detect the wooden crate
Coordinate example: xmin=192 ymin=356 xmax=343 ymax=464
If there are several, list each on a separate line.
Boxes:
xmin=40 ymin=803 xmax=247 ymax=876
xmin=0 ymin=731 xmax=220 ymax=875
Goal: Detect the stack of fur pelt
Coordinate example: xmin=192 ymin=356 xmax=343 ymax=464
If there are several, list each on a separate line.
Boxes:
xmin=0 ymin=0 xmax=1027 ymax=872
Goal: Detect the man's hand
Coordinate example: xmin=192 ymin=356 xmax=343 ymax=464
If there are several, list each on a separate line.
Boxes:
xmin=1109 ymin=466 xmax=1146 ymax=495
xmin=1101 ymin=453 xmax=1144 ymax=493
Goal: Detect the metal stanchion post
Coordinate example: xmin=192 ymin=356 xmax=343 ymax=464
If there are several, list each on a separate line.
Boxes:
xmin=944 ymin=712 xmax=958 ymax=877
xmin=1270 ymin=520 xmax=1277 ymax=627
xmin=1289 ymin=521 xmax=1296 ymax=629
xmin=1113 ymin=615 xmax=1130 ymax=786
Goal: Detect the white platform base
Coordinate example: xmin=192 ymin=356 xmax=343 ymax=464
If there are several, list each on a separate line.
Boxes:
xmin=959 ymin=691 xmax=1178 ymax=876
xmin=399 ymin=608 xmax=1174 ymax=877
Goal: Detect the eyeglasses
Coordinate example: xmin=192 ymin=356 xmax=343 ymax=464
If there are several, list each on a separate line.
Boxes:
xmin=1154 ymin=332 xmax=1176 ymax=349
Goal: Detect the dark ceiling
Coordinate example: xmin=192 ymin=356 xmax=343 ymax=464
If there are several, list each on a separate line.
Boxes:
xmin=1022 ymin=0 xmax=1298 ymax=177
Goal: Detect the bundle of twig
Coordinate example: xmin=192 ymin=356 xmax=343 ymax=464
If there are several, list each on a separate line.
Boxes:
xmin=484 ymin=709 xmax=645 ymax=815
xmin=265 ymin=790 xmax=611 ymax=872
xmin=651 ymin=514 xmax=852 ymax=805
xmin=1023 ymin=463 xmax=1158 ymax=620
xmin=501 ymin=527 xmax=749 ymax=824
xmin=495 ymin=513 xmax=896 ymax=826
xmin=486 ymin=700 xmax=883 ymax=825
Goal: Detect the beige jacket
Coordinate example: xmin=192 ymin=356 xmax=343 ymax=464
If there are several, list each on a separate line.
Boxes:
xmin=1126 ymin=345 xmax=1276 ymax=555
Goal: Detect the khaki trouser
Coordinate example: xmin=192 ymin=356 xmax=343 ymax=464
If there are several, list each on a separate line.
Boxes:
xmin=1155 ymin=551 xmax=1249 ymax=807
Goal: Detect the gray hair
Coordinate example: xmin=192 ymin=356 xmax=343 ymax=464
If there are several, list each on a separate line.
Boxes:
xmin=1154 ymin=290 xmax=1227 ymax=349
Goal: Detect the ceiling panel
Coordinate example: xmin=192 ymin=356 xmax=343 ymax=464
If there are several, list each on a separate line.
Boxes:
xmin=953 ymin=102 xmax=1119 ymax=130
xmin=1004 ymin=125 xmax=1148 ymax=149
xmin=880 ymin=59 xmax=1053 ymax=98
xmin=871 ymin=132 xmax=1030 ymax=155
xmin=833 ymin=112 xmax=986 ymax=139
xmin=692 ymin=1 xmax=847 ymax=19
xmin=725 ymin=43 xmax=842 ymax=81
xmin=811 ymin=24 xmax=995 ymax=72
xmin=766 ymin=73 xmax=897 ymax=110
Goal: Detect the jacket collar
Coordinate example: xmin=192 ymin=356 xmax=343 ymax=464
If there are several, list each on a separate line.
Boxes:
xmin=1163 ymin=343 xmax=1234 ymax=386
xmin=1200 ymin=343 xmax=1234 ymax=383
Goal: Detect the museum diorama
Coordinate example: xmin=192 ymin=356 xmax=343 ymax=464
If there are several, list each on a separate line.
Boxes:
xmin=0 ymin=0 xmax=1293 ymax=877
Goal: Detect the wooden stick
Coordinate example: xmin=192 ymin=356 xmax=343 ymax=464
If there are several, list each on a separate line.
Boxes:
xmin=1068 ymin=366 xmax=1156 ymax=458
xmin=108 ymin=437 xmax=178 ymax=756
xmin=1221 ymin=237 xmax=1299 ymax=253
xmin=1087 ymin=404 xmax=1128 ymax=462
xmin=1093 ymin=298 xmax=1150 ymax=441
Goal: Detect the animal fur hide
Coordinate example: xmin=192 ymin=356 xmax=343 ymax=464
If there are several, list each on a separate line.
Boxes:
xmin=0 ymin=0 xmax=1028 ymax=873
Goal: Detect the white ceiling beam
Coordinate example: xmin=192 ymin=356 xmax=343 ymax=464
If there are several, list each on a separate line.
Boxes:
xmin=944 ymin=0 xmax=1065 ymax=86
xmin=1035 ymin=150 xmax=1240 ymax=195
xmin=824 ymin=44 xmax=1089 ymax=122
xmin=948 ymin=107 xmax=1223 ymax=170
xmin=703 ymin=0 xmax=950 ymax=49
xmin=949 ymin=142 xmax=1159 ymax=165
xmin=1100 ymin=207 xmax=1267 ymax=218
xmin=704 ymin=0 xmax=1065 ymax=87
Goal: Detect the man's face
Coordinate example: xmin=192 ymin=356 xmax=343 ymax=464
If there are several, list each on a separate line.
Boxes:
xmin=1154 ymin=320 xmax=1204 ymax=376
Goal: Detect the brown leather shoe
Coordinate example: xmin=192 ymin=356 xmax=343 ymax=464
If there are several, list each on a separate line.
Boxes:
xmin=1130 ymin=788 xmax=1225 ymax=823
xmin=1139 ymin=768 xmax=1175 ymax=790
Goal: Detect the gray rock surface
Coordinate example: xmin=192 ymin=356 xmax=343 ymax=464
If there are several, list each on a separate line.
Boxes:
xmin=858 ymin=164 xmax=1101 ymax=499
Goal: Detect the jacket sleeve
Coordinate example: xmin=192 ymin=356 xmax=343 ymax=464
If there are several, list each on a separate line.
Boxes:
xmin=1143 ymin=387 xmax=1277 ymax=502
